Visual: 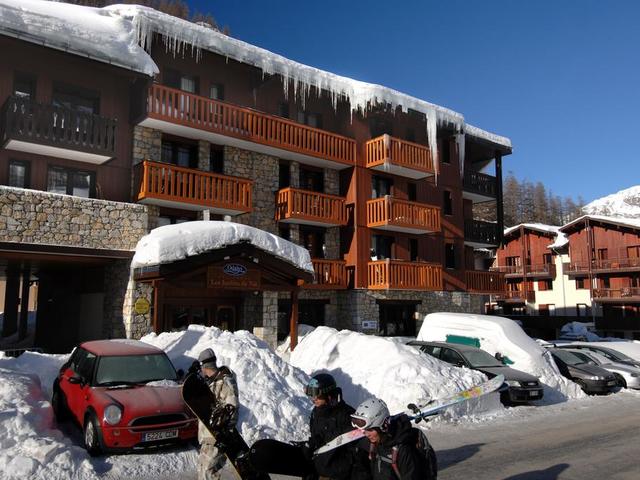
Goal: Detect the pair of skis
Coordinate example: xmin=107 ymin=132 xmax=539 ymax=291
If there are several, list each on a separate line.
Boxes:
xmin=313 ymin=374 xmax=504 ymax=455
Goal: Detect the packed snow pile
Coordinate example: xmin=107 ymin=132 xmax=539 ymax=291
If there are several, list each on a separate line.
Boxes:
xmin=559 ymin=322 xmax=600 ymax=341
xmin=290 ymin=326 xmax=503 ymax=420
xmin=141 ymin=325 xmax=312 ymax=442
xmin=417 ymin=313 xmax=585 ymax=402
xmin=275 ymin=323 xmax=316 ymax=361
xmin=131 ymin=221 xmax=314 ymax=274
xmin=582 ymin=185 xmax=640 ymax=219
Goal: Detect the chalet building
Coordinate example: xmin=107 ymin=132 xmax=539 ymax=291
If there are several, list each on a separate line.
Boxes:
xmin=0 ymin=2 xmax=511 ymax=352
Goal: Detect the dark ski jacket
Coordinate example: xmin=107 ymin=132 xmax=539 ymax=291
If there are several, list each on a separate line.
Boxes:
xmin=359 ymin=414 xmax=432 ymax=480
xmin=308 ymin=399 xmax=370 ymax=480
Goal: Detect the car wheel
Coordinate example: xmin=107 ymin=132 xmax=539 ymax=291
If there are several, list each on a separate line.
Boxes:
xmin=83 ymin=412 xmax=104 ymax=456
xmin=614 ymin=374 xmax=627 ymax=389
xmin=51 ymin=386 xmax=69 ymax=422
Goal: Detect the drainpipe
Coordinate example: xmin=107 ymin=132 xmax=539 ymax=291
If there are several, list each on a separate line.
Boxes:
xmin=585 ymin=217 xmax=596 ymax=323
xmin=520 ymin=225 xmax=527 ymax=308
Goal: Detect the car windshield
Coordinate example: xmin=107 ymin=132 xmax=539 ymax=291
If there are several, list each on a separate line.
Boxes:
xmin=463 ymin=349 xmax=504 ymax=368
xmin=553 ymin=349 xmax=587 ymax=366
xmin=95 ymin=354 xmax=177 ymax=386
xmin=568 ymin=351 xmax=598 ymax=365
xmin=589 ymin=347 xmax=634 ymax=363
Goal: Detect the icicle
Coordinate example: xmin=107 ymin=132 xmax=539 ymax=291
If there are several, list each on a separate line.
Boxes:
xmin=425 ymin=107 xmax=438 ymax=186
xmin=455 ymin=129 xmax=466 ymax=179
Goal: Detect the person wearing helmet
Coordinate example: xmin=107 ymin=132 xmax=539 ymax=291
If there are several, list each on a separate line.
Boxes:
xmin=196 ymin=348 xmax=239 ymax=480
xmin=351 ymin=397 xmax=437 ymax=480
xmin=303 ymin=373 xmax=370 ymax=480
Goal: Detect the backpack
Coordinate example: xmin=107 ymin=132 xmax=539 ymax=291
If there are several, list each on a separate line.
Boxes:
xmin=390 ymin=428 xmax=437 ymax=480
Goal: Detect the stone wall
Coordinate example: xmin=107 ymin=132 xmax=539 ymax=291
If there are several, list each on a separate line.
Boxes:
xmin=132 ymin=126 xmax=161 ymax=165
xmin=0 ymin=186 xmax=148 ymax=251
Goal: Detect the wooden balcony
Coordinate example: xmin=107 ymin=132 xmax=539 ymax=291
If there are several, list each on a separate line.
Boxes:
xmin=464 ymin=219 xmax=500 ymax=247
xmin=365 ymin=134 xmax=435 ymax=179
xmin=491 ymin=263 xmax=556 ymax=278
xmin=368 ymin=260 xmax=442 ymax=290
xmin=275 ymin=187 xmax=347 ymax=227
xmin=463 ymin=171 xmax=497 ymax=203
xmin=140 ymin=84 xmax=356 ymax=169
xmin=367 ymin=196 xmax=440 ymax=234
xmin=135 ymin=160 xmax=252 ymax=214
xmin=493 ymin=290 xmax=536 ymax=303
xmin=302 ymin=259 xmax=348 ymax=289
xmin=593 ymin=287 xmax=640 ymax=303
xmin=564 ymin=257 xmax=640 ymax=275
xmin=465 ymin=270 xmax=505 ymax=294
xmin=1 ymin=95 xmax=116 ymax=164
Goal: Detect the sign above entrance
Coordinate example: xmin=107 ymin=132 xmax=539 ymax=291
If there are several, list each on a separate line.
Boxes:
xmin=208 ymin=263 xmax=260 ymax=290
xmin=134 ymin=297 xmax=150 ymax=315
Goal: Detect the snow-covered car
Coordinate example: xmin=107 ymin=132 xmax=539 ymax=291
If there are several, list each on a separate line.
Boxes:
xmin=52 ymin=339 xmax=197 ymax=455
xmin=561 ymin=349 xmax=640 ymax=390
xmin=553 ymin=343 xmax=640 ymax=369
xmin=547 ymin=348 xmax=618 ymax=394
xmin=408 ymin=341 xmax=544 ymax=404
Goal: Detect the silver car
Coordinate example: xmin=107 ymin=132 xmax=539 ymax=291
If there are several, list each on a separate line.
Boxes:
xmin=564 ymin=349 xmax=640 ymax=390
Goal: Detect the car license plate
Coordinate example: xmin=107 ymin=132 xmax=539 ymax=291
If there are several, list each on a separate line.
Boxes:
xmin=607 ymin=380 xmax=617 ymax=386
xmin=529 ymin=390 xmax=539 ymax=397
xmin=143 ymin=429 xmax=179 ymax=442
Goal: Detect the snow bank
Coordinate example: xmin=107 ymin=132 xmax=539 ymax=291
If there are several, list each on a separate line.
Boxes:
xmin=140 ymin=325 xmax=312 ymax=443
xmin=559 ymin=322 xmax=600 ymax=342
xmin=275 ymin=323 xmax=317 ymax=362
xmin=290 ymin=327 xmax=503 ymax=420
xmin=417 ymin=313 xmax=585 ymax=403
xmin=131 ymin=221 xmax=314 ymax=274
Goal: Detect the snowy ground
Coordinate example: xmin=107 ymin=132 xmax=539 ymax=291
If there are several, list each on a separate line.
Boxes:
xmin=0 ymin=324 xmax=634 ymax=480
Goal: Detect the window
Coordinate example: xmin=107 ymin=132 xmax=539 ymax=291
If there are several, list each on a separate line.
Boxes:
xmin=47 ymin=167 xmax=95 ymax=198
xmin=445 ymin=243 xmax=456 ymax=269
xmin=600 ymin=277 xmax=610 ymax=289
xmin=278 ymin=103 xmax=290 ymax=119
xmin=443 ymin=190 xmax=453 ymax=215
xmin=161 ymin=139 xmax=198 ymax=168
xmin=52 ymin=83 xmax=100 ymax=115
xmin=407 ymin=183 xmax=417 ymax=202
xmin=371 ymin=235 xmax=394 ymax=260
xmin=506 ymin=256 xmax=521 ymax=267
xmin=279 ymin=161 xmax=291 ymax=189
xmin=157 ymin=216 xmax=192 ymax=227
xmin=539 ymin=304 xmax=555 ymax=316
xmin=543 ymin=253 xmax=552 ymax=264
xmin=369 ymin=117 xmax=392 ymax=138
xmin=576 ymin=304 xmax=589 ymax=317
xmin=597 ymin=248 xmax=608 ymax=260
xmin=300 ymin=226 xmax=325 ymax=258
xmin=441 ymin=348 xmax=465 ymax=366
xmin=164 ymin=68 xmax=199 ymax=94
xmin=538 ymin=279 xmax=553 ymax=291
xmin=278 ymin=224 xmax=291 ymax=241
xmin=440 ymin=138 xmax=451 ymax=164
xmin=410 ymin=238 xmax=419 ymax=262
xmin=210 ymin=145 xmax=224 ymax=173
xmin=297 ymin=111 xmax=322 ymax=129
xmin=575 ymin=277 xmax=588 ymax=289
xmin=300 ymin=167 xmax=323 ymax=192
xmin=8 ymin=160 xmax=30 ymax=188
xmin=209 ymin=83 xmax=224 ymax=100
xmin=372 ymin=175 xmax=393 ymax=198
xmin=632 ymin=275 xmax=640 ymax=288
xmin=13 ymin=72 xmax=36 ymax=99
xmin=627 ymin=246 xmax=640 ymax=259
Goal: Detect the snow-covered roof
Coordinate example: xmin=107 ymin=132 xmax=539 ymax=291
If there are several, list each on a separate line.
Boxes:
xmin=131 ymin=221 xmax=314 ymax=274
xmin=464 ymin=124 xmax=512 ymax=150
xmin=504 ymin=223 xmax=561 ymax=237
xmin=0 ymin=0 xmax=157 ymax=76
xmin=560 ymin=214 xmax=640 ymax=233
xmin=582 ymin=185 xmax=640 ymax=219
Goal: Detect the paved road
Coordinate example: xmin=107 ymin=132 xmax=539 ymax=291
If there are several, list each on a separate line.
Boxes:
xmin=429 ymin=390 xmax=640 ymax=480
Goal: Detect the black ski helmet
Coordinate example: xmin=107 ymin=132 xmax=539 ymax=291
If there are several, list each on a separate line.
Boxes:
xmin=305 ymin=373 xmax=337 ymax=398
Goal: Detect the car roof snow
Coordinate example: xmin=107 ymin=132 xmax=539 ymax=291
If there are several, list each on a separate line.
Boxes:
xmin=80 ymin=339 xmax=163 ymax=356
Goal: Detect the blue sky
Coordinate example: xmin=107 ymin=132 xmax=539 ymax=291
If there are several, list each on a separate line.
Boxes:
xmin=187 ymin=0 xmax=639 ymax=203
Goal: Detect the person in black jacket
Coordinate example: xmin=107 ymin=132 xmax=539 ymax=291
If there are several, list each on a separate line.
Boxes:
xmin=303 ymin=373 xmax=370 ymax=480
xmin=351 ymin=397 xmax=437 ymax=480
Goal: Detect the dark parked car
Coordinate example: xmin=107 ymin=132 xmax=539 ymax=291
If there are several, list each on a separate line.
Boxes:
xmin=548 ymin=348 xmax=618 ymax=394
xmin=52 ymin=339 xmax=197 ymax=455
xmin=553 ymin=343 xmax=640 ymax=369
xmin=408 ymin=341 xmax=544 ymax=404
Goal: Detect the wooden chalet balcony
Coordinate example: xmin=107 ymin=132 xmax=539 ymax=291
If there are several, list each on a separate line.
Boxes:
xmin=368 ymin=260 xmax=442 ymax=291
xmin=465 ymin=270 xmax=505 ymax=294
xmin=365 ymin=134 xmax=435 ymax=179
xmin=564 ymin=257 xmax=640 ymax=275
xmin=141 ymin=84 xmax=356 ymax=169
xmin=1 ymin=95 xmax=116 ymax=164
xmin=135 ymin=160 xmax=252 ymax=214
xmin=464 ymin=219 xmax=500 ymax=247
xmin=593 ymin=287 xmax=640 ymax=303
xmin=275 ymin=187 xmax=347 ymax=227
xmin=302 ymin=259 xmax=348 ymax=289
xmin=491 ymin=263 xmax=556 ymax=278
xmin=463 ymin=171 xmax=497 ymax=203
xmin=367 ymin=196 xmax=440 ymax=234
xmin=493 ymin=290 xmax=536 ymax=303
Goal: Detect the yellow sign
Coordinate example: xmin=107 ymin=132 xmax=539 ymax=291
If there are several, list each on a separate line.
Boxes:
xmin=134 ymin=297 xmax=150 ymax=315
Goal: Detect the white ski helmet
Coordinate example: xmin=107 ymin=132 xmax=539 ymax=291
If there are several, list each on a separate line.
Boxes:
xmin=351 ymin=397 xmax=390 ymax=430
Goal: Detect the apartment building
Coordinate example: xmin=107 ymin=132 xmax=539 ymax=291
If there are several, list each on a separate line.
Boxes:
xmin=0 ymin=2 xmax=511 ymax=352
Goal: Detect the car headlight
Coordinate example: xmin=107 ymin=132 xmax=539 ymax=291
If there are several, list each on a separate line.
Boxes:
xmin=630 ymin=373 xmax=639 ymax=378
xmin=104 ymin=404 xmax=123 ymax=425
xmin=587 ymin=375 xmax=602 ymax=381
xmin=505 ymin=380 xmax=520 ymax=387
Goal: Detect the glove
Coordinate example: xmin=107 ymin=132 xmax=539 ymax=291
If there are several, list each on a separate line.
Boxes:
xmin=187 ymin=360 xmax=201 ymax=376
xmin=209 ymin=404 xmax=236 ymax=431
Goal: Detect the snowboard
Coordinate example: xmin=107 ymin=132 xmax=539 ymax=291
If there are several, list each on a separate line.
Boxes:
xmin=182 ymin=373 xmax=271 ymax=480
xmin=249 ymin=439 xmax=315 ymax=476
xmin=314 ymin=374 xmax=505 ymax=455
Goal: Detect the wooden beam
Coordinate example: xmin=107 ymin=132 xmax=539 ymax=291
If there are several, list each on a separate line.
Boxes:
xmin=18 ymin=264 xmax=30 ymax=340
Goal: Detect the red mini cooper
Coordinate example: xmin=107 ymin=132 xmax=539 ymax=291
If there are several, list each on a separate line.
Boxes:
xmin=52 ymin=339 xmax=197 ymax=455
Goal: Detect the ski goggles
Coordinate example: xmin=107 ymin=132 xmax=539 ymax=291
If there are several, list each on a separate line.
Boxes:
xmin=350 ymin=414 xmax=372 ymax=430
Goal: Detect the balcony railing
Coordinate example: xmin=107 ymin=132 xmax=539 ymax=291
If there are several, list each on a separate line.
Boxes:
xmin=302 ymin=259 xmax=348 ymax=289
xmin=491 ymin=263 xmax=556 ymax=277
xmin=564 ymin=257 xmax=640 ymax=274
xmin=367 ymin=196 xmax=440 ymax=234
xmin=368 ymin=260 xmax=442 ymax=290
xmin=135 ymin=160 xmax=252 ymax=214
xmin=145 ymin=84 xmax=356 ymax=167
xmin=593 ymin=287 xmax=640 ymax=302
xmin=465 ymin=270 xmax=505 ymax=294
xmin=275 ymin=187 xmax=347 ymax=227
xmin=464 ymin=219 xmax=500 ymax=246
xmin=1 ymin=95 xmax=116 ymax=163
xmin=493 ymin=290 xmax=536 ymax=303
xmin=365 ymin=134 xmax=435 ymax=178
xmin=463 ymin=171 xmax=497 ymax=201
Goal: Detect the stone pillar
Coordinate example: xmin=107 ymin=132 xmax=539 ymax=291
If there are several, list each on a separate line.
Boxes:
xmin=290 ymin=162 xmax=300 ymax=188
xmin=102 ymin=260 xmax=130 ymax=339
xmin=198 ymin=140 xmax=211 ymax=171
xmin=132 ymin=126 xmax=162 ymax=165
xmin=324 ymin=168 xmax=339 ymax=195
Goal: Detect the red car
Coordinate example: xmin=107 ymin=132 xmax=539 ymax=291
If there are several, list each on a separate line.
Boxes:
xmin=52 ymin=339 xmax=197 ymax=455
